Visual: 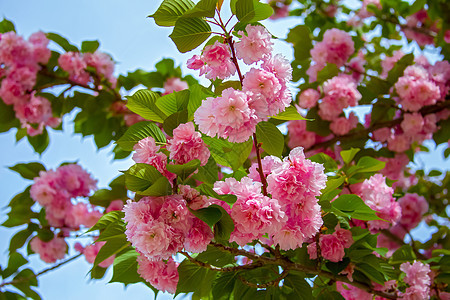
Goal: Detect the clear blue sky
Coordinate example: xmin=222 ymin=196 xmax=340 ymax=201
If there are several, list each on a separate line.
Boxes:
xmin=0 ymin=0 xmax=449 ymax=299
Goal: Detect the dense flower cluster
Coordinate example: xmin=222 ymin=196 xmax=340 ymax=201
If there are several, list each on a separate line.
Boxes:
xmin=137 ymin=256 xmax=179 ymax=293
xmin=399 ymin=261 xmax=431 ymax=299
xmin=30 ymin=237 xmax=67 ymax=264
xmin=307 ymin=28 xmax=355 ymax=82
xmin=167 ymin=122 xmax=210 ymax=165
xmin=30 ymin=164 xmax=98 ymax=228
xmin=307 ymin=225 xmax=353 ymax=262
xmin=0 ymin=31 xmax=60 ymax=135
xmin=193 ymin=25 xmax=292 ymax=142
xmin=354 ymin=174 xmax=401 ymax=231
xmin=215 ymin=147 xmax=326 ymax=250
xmin=58 ymin=50 xmax=116 ymax=87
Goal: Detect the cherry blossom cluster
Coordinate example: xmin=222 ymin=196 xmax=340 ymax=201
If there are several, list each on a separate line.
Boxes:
xmin=133 ymin=122 xmax=210 ymax=176
xmin=0 ymin=30 xmax=60 ymax=135
xmin=30 ymin=164 xmax=98 ymax=228
xmin=307 ymin=225 xmax=353 ymax=262
xmin=58 ymin=50 xmax=116 ymax=87
xmin=192 ymin=24 xmax=292 ymax=143
xmin=123 ymin=196 xmax=212 ymax=292
xmin=30 ymin=236 xmax=67 ymax=264
xmin=377 ymin=193 xmax=428 ymax=256
xmin=353 ymin=174 xmax=401 ymax=232
xmin=399 ymin=261 xmax=431 ymax=299
xmin=307 ymin=28 xmax=355 ymax=82
xmin=28 ymin=163 xmax=124 ymax=267
xmin=403 ymin=10 xmax=438 ymax=47
xmin=214 ymin=147 xmax=326 ymax=250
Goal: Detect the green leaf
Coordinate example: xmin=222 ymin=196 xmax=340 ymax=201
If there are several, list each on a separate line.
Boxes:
xmin=198 ymin=184 xmax=237 ymax=204
xmin=110 ymin=249 xmax=142 ymax=285
xmin=156 ymin=90 xmax=190 ymax=116
xmin=9 ymin=228 xmax=34 ymax=253
xmin=163 ymin=110 xmax=189 ymax=136
xmin=188 ymin=84 xmax=214 ymax=119
xmin=96 ymin=221 xmax=126 ymax=242
xmin=255 ymin=121 xmax=284 ymax=157
xmin=88 ymin=210 xmax=125 ymax=233
xmin=316 ymin=64 xmax=339 ymax=83
xmin=27 ymin=129 xmax=49 ymax=155
xmin=169 ymin=17 xmax=212 ymax=53
xmin=81 ymin=40 xmax=100 ymax=53
xmin=354 ymin=156 xmax=386 ymax=173
xmin=126 ymin=89 xmax=166 ymax=123
xmin=332 ymin=195 xmax=381 ymax=221
xmin=271 ymin=106 xmax=307 ymax=121
xmin=309 ymin=152 xmax=338 ymax=171
xmin=8 ymin=162 xmax=46 ymax=180
xmin=0 ymin=18 xmax=15 ymax=33
xmin=390 ymin=245 xmax=416 ymax=265
xmin=283 ymin=271 xmax=313 ymax=300
xmin=214 ymin=80 xmax=242 ymax=96
xmin=356 ymin=262 xmax=386 ymax=284
xmin=235 ymin=0 xmax=273 ymax=23
xmin=183 ymin=0 xmax=218 ymax=18
xmin=93 ymin=236 xmax=130 ymax=267
xmin=46 ymin=32 xmax=78 ymax=52
xmin=286 ymin=25 xmax=312 ymax=61
xmin=166 ymin=159 xmax=201 ymax=181
xmin=203 ymin=137 xmax=252 ymax=171
xmin=2 ymin=188 xmax=36 ymax=228
xmin=190 ymin=206 xmax=223 ymax=227
xmin=176 ymin=259 xmax=216 ymax=297
xmin=124 ymin=163 xmax=172 ymax=196
xmin=340 ymin=148 xmax=360 ymax=165
xmin=193 ymin=156 xmax=219 ymax=184
xmin=149 ymin=0 xmax=195 ymax=27
xmin=3 ymin=252 xmax=28 ymax=278
xmin=196 ymin=245 xmax=235 ymax=267
xmin=212 ymin=272 xmax=238 ymax=300
xmin=116 ymin=121 xmax=166 ymax=151
xmin=386 ymin=53 xmax=414 ymax=84
xmin=213 ymin=205 xmax=234 ymax=242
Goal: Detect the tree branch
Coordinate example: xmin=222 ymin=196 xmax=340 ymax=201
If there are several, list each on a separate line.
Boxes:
xmin=0 ymin=253 xmax=83 ymax=289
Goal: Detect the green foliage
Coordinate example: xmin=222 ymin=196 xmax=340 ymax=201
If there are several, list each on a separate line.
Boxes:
xmin=166 ymin=159 xmax=201 ymax=181
xmin=235 ymin=0 xmax=273 ymax=24
xmin=255 ymin=121 xmax=284 ymax=157
xmin=116 ymin=121 xmax=166 ymax=151
xmin=123 ymin=163 xmax=172 ymax=196
xmin=126 ymin=89 xmax=167 ymax=123
xmin=8 ymin=163 xmax=46 ymax=180
xmin=81 ymin=40 xmax=100 ymax=53
xmin=0 ymin=18 xmax=15 ymax=33
xmin=271 ymin=106 xmax=308 ymax=121
xmin=332 ymin=194 xmax=382 ymax=221
xmin=169 ymin=17 xmax=212 ymax=53
xmin=46 ymin=32 xmax=78 ymax=52
xmin=203 ymin=137 xmax=253 ymax=171
xmin=2 ymin=188 xmax=37 ymax=228
xmin=149 ymin=0 xmax=195 ymax=27
xmin=183 ymin=0 xmax=218 ymax=18
xmin=286 ymin=25 xmax=312 ymax=61
xmin=176 ymin=260 xmax=216 ymax=297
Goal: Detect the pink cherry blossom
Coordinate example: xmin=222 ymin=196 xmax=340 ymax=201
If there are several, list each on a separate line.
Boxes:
xmin=398 ymin=193 xmax=428 ymax=230
xmin=137 ymin=256 xmax=179 ymax=293
xmin=30 ymin=237 xmax=67 ymax=263
xmin=298 ymin=88 xmax=320 ymax=109
xmin=200 ymin=41 xmax=236 ymax=80
xmin=163 ymin=77 xmax=188 ymax=94
xmin=167 ymin=122 xmax=210 ymax=166
xmin=235 ymin=24 xmax=273 ymax=64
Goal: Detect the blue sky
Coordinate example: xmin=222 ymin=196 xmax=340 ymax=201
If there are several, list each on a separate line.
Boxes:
xmin=0 ymin=0 xmax=449 ymax=299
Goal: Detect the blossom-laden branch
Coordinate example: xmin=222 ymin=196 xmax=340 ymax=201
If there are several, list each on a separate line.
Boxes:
xmin=209 ymin=242 xmax=398 ymax=299
xmin=307 ymin=98 xmax=450 ymax=152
